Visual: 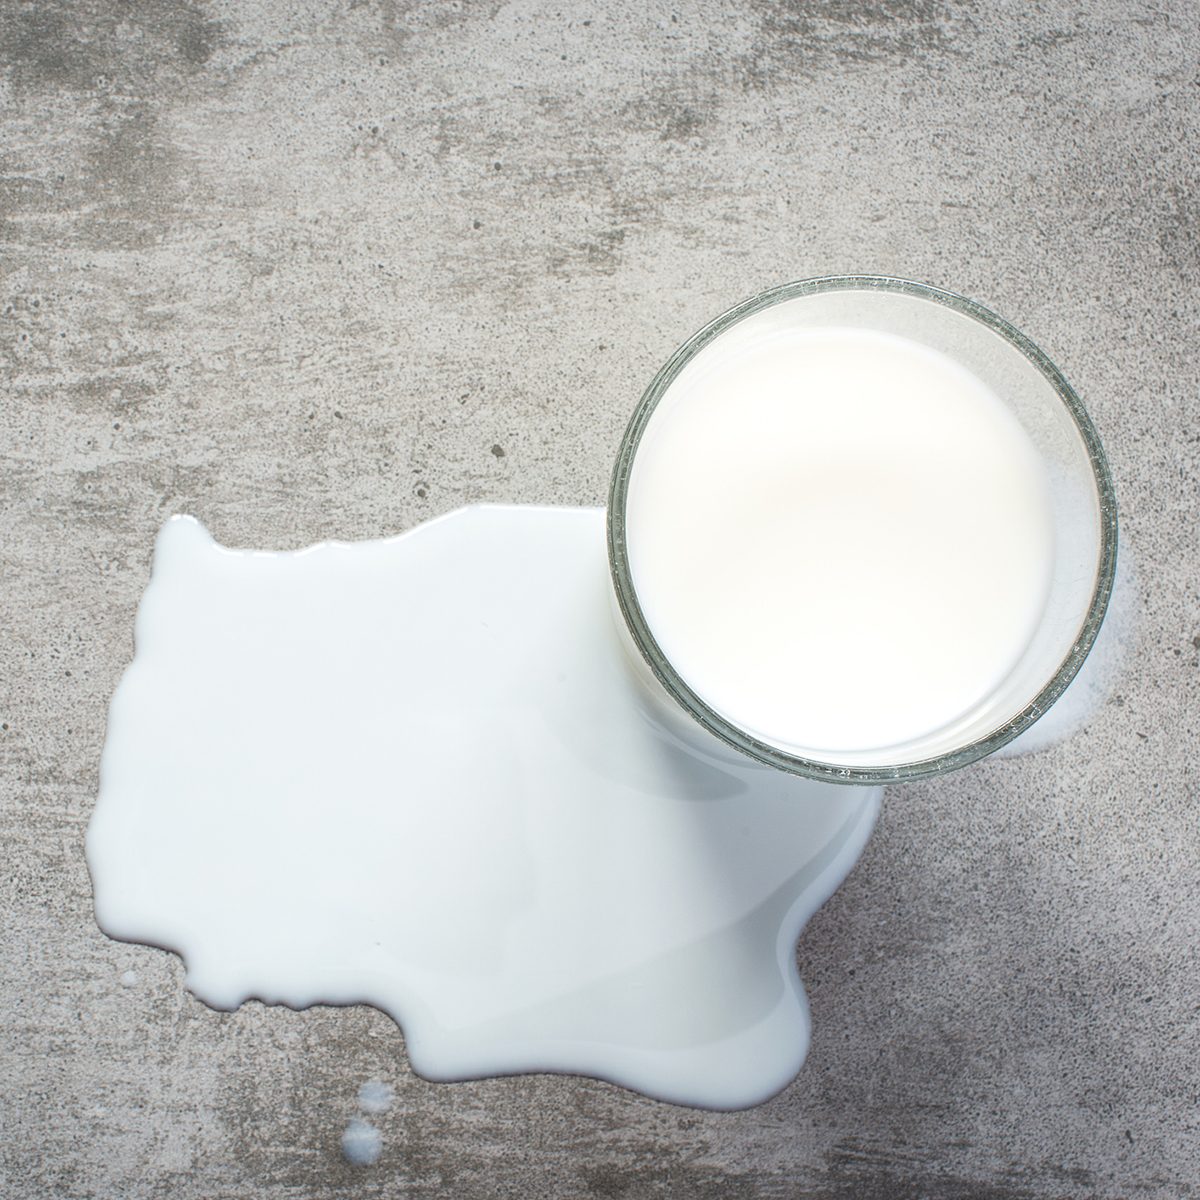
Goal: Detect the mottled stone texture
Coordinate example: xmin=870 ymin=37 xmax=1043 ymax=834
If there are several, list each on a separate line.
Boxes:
xmin=1 ymin=1 xmax=1197 ymax=1197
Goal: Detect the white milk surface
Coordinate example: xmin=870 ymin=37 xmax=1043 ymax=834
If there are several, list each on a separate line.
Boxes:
xmin=626 ymin=326 xmax=1057 ymax=757
xmin=88 ymin=507 xmax=880 ymax=1110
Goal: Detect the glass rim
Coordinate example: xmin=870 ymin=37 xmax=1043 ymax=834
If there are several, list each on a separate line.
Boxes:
xmin=606 ymin=275 xmax=1119 ymax=784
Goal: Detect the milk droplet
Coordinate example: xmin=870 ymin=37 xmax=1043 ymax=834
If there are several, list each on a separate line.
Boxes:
xmin=357 ymin=1081 xmax=393 ymax=1114
xmin=341 ymin=1118 xmax=382 ymax=1166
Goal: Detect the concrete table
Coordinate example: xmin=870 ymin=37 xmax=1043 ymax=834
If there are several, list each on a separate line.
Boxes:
xmin=2 ymin=2 xmax=1196 ymax=1196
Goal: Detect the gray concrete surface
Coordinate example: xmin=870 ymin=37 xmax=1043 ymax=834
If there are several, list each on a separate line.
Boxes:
xmin=2 ymin=1 xmax=1197 ymax=1196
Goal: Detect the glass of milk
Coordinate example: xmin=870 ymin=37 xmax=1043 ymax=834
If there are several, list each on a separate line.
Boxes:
xmin=608 ymin=276 xmax=1118 ymax=783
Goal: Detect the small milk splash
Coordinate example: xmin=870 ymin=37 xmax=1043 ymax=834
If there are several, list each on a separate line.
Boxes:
xmin=357 ymin=1081 xmax=394 ymax=1115
xmin=341 ymin=1080 xmax=394 ymax=1166
xmin=87 ymin=506 xmax=880 ymax=1110
xmin=341 ymin=1119 xmax=382 ymax=1167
